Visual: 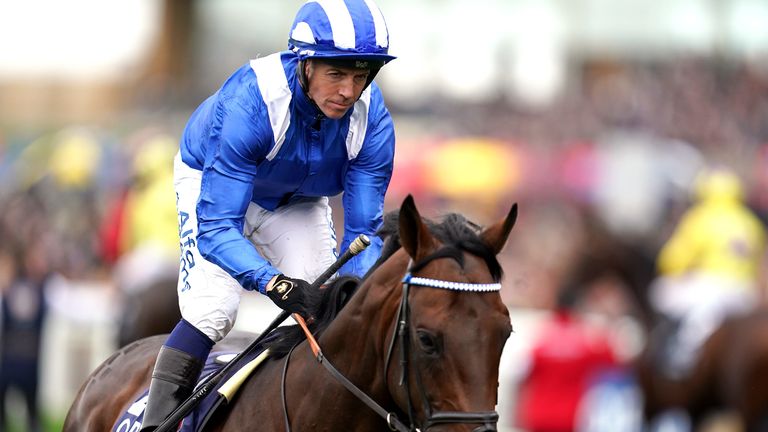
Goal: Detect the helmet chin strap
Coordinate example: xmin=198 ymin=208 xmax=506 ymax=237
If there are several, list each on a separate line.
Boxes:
xmin=363 ymin=66 xmax=381 ymax=90
xmin=297 ymin=59 xmax=310 ymax=95
xmin=297 ymin=59 xmax=324 ymax=119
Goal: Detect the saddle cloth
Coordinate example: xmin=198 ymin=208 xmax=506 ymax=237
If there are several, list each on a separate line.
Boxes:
xmin=111 ymin=345 xmax=271 ymax=432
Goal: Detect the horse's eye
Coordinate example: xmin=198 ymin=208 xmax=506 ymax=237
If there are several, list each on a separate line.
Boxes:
xmin=416 ymin=330 xmax=442 ymax=356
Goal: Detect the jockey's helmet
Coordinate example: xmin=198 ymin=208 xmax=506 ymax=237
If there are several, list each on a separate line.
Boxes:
xmin=694 ymin=167 xmax=744 ymax=203
xmin=288 ymin=0 xmax=395 ymax=90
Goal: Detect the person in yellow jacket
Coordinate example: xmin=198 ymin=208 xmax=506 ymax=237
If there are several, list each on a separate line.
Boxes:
xmin=120 ymin=135 xmax=180 ymax=257
xmin=651 ymin=167 xmax=766 ymax=376
xmin=114 ymin=135 xmax=180 ymax=296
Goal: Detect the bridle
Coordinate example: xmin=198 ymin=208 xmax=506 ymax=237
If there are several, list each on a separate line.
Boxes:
xmin=381 ymin=273 xmax=501 ymax=432
xmin=280 ymin=253 xmax=502 ymax=432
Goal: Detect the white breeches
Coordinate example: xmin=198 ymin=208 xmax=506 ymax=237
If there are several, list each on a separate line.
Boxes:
xmin=173 ymin=154 xmax=338 ymax=342
xmin=650 ymin=273 xmax=756 ymax=370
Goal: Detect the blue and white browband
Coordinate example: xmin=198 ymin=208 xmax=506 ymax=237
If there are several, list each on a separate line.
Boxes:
xmin=402 ymin=274 xmax=501 ymax=293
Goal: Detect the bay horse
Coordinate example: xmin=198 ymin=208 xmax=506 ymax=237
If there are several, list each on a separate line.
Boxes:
xmin=636 ymin=306 xmax=768 ymax=432
xmin=63 ymin=195 xmax=517 ymax=431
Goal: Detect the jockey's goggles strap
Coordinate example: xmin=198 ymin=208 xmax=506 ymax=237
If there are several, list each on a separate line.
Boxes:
xmin=402 ymin=274 xmax=501 ymax=292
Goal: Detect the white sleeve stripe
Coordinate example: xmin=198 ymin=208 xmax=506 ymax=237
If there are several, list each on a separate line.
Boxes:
xmin=315 ymin=0 xmax=356 ymax=49
xmin=250 ymin=54 xmax=292 ymax=161
xmin=346 ymin=86 xmax=370 ymax=160
xmin=362 ymin=0 xmax=388 ymax=48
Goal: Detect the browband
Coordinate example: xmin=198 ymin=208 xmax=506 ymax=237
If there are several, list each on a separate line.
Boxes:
xmin=402 ymin=274 xmax=501 ymax=292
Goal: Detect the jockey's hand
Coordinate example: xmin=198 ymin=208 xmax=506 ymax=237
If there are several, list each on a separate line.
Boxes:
xmin=267 ymin=274 xmax=311 ymax=318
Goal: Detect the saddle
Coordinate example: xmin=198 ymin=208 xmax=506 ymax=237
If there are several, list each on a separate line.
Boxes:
xmin=112 ymin=345 xmax=271 ymax=432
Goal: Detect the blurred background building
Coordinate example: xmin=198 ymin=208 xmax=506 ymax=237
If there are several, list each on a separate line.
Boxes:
xmin=0 ymin=0 xmax=767 ymax=431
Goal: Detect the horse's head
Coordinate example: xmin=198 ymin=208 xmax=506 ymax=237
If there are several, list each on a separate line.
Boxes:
xmin=385 ymin=195 xmax=517 ymax=431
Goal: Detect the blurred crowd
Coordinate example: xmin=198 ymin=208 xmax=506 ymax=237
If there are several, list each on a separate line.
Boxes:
xmin=0 ymin=55 xmax=766 ymax=431
xmin=421 ymin=58 xmax=768 ymax=153
xmin=0 ymin=126 xmax=181 ymax=431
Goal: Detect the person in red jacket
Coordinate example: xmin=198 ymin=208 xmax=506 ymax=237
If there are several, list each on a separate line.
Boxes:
xmin=514 ymin=288 xmax=624 ymax=432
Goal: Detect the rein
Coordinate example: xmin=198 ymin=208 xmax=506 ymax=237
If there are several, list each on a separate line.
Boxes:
xmin=282 ymin=313 xmax=411 ymax=432
xmin=282 ymin=265 xmax=502 ymax=431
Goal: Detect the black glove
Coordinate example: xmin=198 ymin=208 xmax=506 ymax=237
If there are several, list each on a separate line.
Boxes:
xmin=267 ymin=274 xmax=311 ymax=317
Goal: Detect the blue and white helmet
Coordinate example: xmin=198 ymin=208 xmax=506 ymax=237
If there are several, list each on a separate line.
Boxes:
xmin=288 ymin=0 xmax=396 ymax=65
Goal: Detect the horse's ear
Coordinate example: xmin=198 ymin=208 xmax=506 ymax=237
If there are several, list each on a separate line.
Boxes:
xmin=481 ymin=203 xmax=517 ymax=254
xmin=399 ymin=195 xmax=436 ymax=261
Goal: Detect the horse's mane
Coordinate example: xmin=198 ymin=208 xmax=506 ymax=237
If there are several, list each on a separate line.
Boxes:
xmin=264 ymin=209 xmax=502 ymax=357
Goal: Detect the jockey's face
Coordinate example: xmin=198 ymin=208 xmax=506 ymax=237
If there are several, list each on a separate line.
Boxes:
xmin=305 ymin=59 xmax=370 ymax=119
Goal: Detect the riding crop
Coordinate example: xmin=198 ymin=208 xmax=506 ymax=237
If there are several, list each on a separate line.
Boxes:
xmin=154 ymin=234 xmax=371 ymax=432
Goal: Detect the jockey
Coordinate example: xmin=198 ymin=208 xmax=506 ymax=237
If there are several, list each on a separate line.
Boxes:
xmin=651 ymin=167 xmax=766 ymax=377
xmin=140 ymin=1 xmax=397 ymax=429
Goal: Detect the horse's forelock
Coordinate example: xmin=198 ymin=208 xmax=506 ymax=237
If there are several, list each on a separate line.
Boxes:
xmin=428 ymin=213 xmax=504 ymax=282
xmin=375 ymin=210 xmax=503 ymax=281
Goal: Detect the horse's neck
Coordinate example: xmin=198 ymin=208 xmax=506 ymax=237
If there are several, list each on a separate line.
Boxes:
xmin=316 ymin=252 xmax=408 ymax=388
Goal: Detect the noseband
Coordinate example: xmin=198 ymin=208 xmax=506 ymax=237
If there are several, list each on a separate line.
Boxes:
xmin=382 ymin=273 xmax=502 ymax=432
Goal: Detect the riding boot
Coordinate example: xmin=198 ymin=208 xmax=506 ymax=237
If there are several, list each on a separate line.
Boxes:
xmin=140 ymin=346 xmax=204 ymax=431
